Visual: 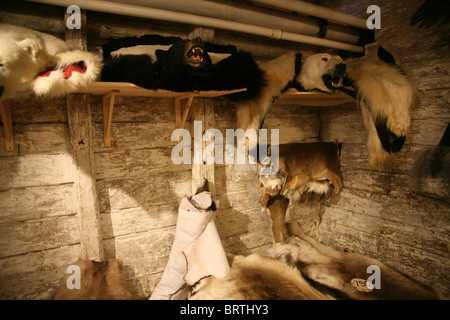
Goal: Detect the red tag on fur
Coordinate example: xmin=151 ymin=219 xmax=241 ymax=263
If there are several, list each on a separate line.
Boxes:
xmin=39 ymin=63 xmax=87 ymax=79
xmin=39 ymin=70 xmax=52 ymax=77
xmin=63 ymin=63 xmax=87 ymax=79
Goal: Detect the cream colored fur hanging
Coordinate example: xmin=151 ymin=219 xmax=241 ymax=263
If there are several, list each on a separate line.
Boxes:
xmin=346 ymin=46 xmax=416 ymax=168
xmin=236 ymin=52 xmax=347 ymax=152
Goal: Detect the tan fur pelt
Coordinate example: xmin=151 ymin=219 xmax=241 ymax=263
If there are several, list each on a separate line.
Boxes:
xmin=188 ymin=252 xmax=331 ymax=300
xmin=277 ymin=142 xmax=342 ymax=199
xmin=265 ymin=195 xmax=290 ymax=243
xmin=52 ymin=259 xmax=133 ymax=300
xmin=270 ymin=222 xmax=439 ymax=300
xmin=259 ymin=142 xmax=342 ymax=242
xmin=259 ymin=142 xmax=342 ymax=205
xmin=189 ymin=222 xmax=439 ymax=300
xmin=236 ymin=52 xmax=297 ymax=150
xmin=236 ymin=52 xmax=345 ymax=151
xmin=348 ymin=49 xmax=416 ymax=169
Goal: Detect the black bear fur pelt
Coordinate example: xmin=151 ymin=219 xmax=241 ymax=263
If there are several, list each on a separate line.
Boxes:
xmin=101 ymin=35 xmax=265 ymax=101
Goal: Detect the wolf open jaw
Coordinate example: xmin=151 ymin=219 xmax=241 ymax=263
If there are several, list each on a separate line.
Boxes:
xmin=299 ymin=53 xmax=347 ymax=93
xmin=236 ymin=52 xmax=347 ymax=151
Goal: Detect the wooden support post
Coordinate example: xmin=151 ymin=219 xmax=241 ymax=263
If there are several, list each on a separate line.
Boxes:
xmin=67 ymin=93 xmax=104 ymax=261
xmin=102 ymin=90 xmax=118 ymax=147
xmin=66 ymin=10 xmax=104 ymax=261
xmin=180 ymin=95 xmax=195 ymax=128
xmin=174 ymin=97 xmax=182 ymax=129
xmin=174 ymin=94 xmax=195 ymax=129
xmin=174 ymin=94 xmax=195 ymax=141
xmin=191 ymin=99 xmax=215 ymax=197
xmin=0 ymin=100 xmax=14 ymax=151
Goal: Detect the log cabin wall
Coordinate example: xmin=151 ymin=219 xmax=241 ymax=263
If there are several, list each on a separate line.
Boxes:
xmin=317 ymin=0 xmax=450 ymax=298
xmin=0 ymin=1 xmax=321 ymax=299
xmin=0 ymin=0 xmax=448 ymax=299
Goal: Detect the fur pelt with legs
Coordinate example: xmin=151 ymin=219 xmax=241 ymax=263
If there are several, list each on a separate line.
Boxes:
xmin=188 ymin=221 xmax=439 ymax=300
xmin=236 ymin=52 xmax=347 ymax=151
xmin=101 ymin=35 xmax=264 ymax=97
xmin=0 ymin=24 xmax=102 ymax=101
xmin=344 ymin=46 xmax=416 ymax=169
xmin=259 ymin=142 xmax=342 ymax=242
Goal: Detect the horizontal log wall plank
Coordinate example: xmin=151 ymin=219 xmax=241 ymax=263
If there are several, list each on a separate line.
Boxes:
xmin=0 ymin=245 xmax=81 ymax=300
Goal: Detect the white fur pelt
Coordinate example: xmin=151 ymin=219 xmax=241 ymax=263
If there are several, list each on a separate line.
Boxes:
xmin=0 ymin=24 xmax=101 ymax=101
xmin=32 ymin=50 xmax=101 ymax=97
xmin=348 ymin=46 xmax=415 ymax=168
xmin=236 ymin=52 xmax=346 ymax=151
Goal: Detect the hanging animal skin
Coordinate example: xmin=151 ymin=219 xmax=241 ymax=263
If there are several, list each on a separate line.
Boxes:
xmin=236 ymin=52 xmax=347 ymax=152
xmin=0 ymin=24 xmax=102 ymax=101
xmin=101 ymin=35 xmax=264 ymax=98
xmin=343 ymin=46 xmax=415 ymax=169
xmin=258 ymin=142 xmax=343 ymax=242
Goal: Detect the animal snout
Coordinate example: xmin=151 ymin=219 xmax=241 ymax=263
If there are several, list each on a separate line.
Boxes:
xmin=336 ymin=63 xmax=346 ymax=72
xmin=192 ymin=37 xmax=202 ymax=44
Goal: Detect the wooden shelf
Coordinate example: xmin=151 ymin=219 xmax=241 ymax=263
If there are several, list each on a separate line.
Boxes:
xmin=280 ymin=89 xmax=354 ymax=106
xmin=75 ymin=82 xmax=247 ymax=147
xmin=0 ymin=82 xmax=354 ymax=151
xmin=75 ymin=81 xmax=247 ymax=98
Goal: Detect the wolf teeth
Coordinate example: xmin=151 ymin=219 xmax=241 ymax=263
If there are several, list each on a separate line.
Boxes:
xmin=330 ymin=75 xmax=343 ymax=87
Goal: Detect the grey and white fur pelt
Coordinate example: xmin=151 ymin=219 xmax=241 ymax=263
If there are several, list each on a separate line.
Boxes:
xmin=237 ymin=52 xmax=347 ymax=151
xmin=343 ymin=46 xmax=415 ymax=169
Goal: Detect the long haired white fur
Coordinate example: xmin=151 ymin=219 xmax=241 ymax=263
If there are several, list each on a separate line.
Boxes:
xmin=32 ymin=50 xmax=102 ymax=97
xmin=348 ymin=46 xmax=416 ymax=168
xmin=236 ymin=52 xmax=346 ymax=151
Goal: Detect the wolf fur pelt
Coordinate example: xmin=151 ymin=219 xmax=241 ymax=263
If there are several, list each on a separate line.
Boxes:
xmin=237 ymin=52 xmax=346 ymax=151
xmin=259 ymin=142 xmax=342 ymax=242
xmin=344 ymin=46 xmax=415 ymax=169
xmin=189 ymin=221 xmax=439 ymax=300
xmin=52 ymin=259 xmax=133 ymax=300
xmin=0 ymin=24 xmax=102 ymax=101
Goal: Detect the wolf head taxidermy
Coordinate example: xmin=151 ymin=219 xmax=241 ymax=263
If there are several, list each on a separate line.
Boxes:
xmin=0 ymin=24 xmax=101 ymax=101
xmin=236 ymin=52 xmax=347 ymax=151
xmin=344 ymin=46 xmax=415 ymax=169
